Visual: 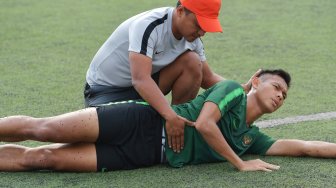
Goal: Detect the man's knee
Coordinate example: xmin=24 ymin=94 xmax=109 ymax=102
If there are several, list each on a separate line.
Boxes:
xmin=178 ymin=51 xmax=203 ymax=78
xmin=22 ymin=148 xmax=57 ymax=170
xmin=27 ymin=119 xmax=60 ymax=142
xmin=12 ymin=116 xmax=42 ymax=140
xmin=158 ymin=51 xmax=203 ymax=96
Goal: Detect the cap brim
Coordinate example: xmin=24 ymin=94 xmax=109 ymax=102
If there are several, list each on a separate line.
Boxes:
xmin=195 ymin=15 xmax=222 ymax=33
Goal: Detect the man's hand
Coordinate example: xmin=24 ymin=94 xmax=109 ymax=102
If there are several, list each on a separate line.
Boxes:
xmin=241 ymin=69 xmax=262 ymax=94
xmin=165 ymin=115 xmax=195 ymax=153
xmin=238 ymin=159 xmax=280 ymax=172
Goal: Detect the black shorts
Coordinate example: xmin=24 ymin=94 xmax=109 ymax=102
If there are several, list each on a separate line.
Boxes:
xmin=84 ymin=72 xmax=160 ymax=107
xmin=95 ymin=102 xmax=163 ymax=172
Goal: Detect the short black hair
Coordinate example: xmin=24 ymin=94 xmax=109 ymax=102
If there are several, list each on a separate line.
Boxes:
xmin=176 ymin=0 xmax=192 ymax=14
xmin=257 ymin=69 xmax=291 ymax=88
xmin=176 ymin=0 xmax=181 ymax=7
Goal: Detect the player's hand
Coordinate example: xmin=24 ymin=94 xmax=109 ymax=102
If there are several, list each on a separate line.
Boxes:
xmin=238 ymin=159 xmax=280 ymax=172
xmin=241 ymin=69 xmax=262 ymax=94
xmin=165 ymin=115 xmax=195 ymax=153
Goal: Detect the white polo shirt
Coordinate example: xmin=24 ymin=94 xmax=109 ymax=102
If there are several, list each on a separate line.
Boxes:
xmin=86 ymin=7 xmax=206 ymax=87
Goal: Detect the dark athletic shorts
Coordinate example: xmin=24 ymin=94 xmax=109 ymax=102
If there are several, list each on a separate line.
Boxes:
xmin=95 ymin=102 xmax=163 ymax=172
xmin=84 ymin=72 xmax=160 ymax=107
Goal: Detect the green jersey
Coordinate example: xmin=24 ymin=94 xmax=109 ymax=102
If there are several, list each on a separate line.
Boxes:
xmin=164 ymin=80 xmax=275 ymax=167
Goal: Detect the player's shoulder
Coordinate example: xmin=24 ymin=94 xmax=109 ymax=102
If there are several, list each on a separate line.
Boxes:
xmin=205 ymin=80 xmax=244 ymax=99
xmin=213 ymin=80 xmax=243 ymax=90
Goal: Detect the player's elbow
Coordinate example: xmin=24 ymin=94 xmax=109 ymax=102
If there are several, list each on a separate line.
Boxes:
xmin=195 ymin=121 xmax=211 ymax=134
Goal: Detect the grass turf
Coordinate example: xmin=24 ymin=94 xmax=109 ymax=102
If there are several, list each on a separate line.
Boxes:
xmin=0 ymin=0 xmax=335 ymax=187
xmin=0 ymin=0 xmax=335 ymax=118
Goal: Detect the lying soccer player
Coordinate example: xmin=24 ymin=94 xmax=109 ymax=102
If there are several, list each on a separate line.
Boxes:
xmin=0 ymin=69 xmax=335 ymax=172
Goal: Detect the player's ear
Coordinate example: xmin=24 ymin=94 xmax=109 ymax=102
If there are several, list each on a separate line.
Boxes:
xmin=251 ymin=76 xmax=260 ymax=89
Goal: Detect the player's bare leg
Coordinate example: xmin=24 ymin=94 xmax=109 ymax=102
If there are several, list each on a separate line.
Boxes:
xmin=266 ymin=139 xmax=336 ymax=158
xmin=0 ymin=143 xmax=97 ymax=172
xmin=0 ymin=108 xmax=99 ymax=143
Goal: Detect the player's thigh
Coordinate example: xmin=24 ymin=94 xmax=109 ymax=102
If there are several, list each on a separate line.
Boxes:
xmin=46 ymin=143 xmax=97 ymax=172
xmin=266 ymin=139 xmax=306 ymax=156
xmin=40 ymin=108 xmax=99 ymax=143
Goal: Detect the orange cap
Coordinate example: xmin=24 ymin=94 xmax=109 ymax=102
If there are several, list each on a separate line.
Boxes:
xmin=180 ymin=0 xmax=222 ymax=32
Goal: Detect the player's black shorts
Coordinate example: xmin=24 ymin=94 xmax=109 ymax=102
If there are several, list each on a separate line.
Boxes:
xmin=95 ymin=102 xmax=163 ymax=172
xmin=84 ymin=71 xmax=160 ymax=107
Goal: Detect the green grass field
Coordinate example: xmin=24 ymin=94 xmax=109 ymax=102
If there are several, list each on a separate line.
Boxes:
xmin=0 ymin=0 xmax=335 ymax=187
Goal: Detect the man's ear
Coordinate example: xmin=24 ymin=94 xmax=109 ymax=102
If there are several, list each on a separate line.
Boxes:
xmin=176 ymin=5 xmax=184 ymax=16
xmin=251 ymin=76 xmax=260 ymax=89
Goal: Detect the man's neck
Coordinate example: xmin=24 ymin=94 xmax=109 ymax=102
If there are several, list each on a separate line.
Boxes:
xmin=171 ymin=9 xmax=183 ymax=40
xmin=246 ymin=94 xmax=264 ymax=125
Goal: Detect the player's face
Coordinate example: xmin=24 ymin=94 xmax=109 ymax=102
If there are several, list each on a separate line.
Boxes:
xmin=256 ymin=75 xmax=288 ymax=113
xmin=178 ymin=8 xmax=206 ymax=42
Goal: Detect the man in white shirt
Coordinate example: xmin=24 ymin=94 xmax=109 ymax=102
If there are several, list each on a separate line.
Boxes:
xmin=85 ymin=0 xmax=256 ymax=153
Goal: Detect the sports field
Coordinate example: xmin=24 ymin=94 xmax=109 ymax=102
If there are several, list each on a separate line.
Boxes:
xmin=0 ymin=0 xmax=335 ymax=187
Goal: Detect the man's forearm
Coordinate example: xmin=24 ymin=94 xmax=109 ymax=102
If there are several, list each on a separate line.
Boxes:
xmin=132 ymin=76 xmax=176 ymax=120
xmin=195 ymin=120 xmax=244 ymax=170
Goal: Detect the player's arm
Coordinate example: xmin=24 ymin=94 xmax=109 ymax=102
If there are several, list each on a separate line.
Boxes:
xmin=194 ymin=102 xmax=280 ymax=172
xmin=129 ymin=52 xmax=193 ymax=153
xmin=201 ymin=62 xmax=262 ymax=93
xmin=266 ymin=139 xmax=336 ymax=158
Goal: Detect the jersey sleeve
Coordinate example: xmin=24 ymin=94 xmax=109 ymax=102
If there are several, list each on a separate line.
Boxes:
xmin=245 ymin=128 xmax=276 ymax=155
xmin=205 ymin=80 xmax=245 ymax=117
xmin=128 ymin=18 xmax=159 ymax=58
xmin=194 ymin=38 xmax=206 ymax=62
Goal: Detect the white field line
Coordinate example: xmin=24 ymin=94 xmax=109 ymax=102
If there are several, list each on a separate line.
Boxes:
xmin=255 ymin=111 xmax=336 ymax=128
